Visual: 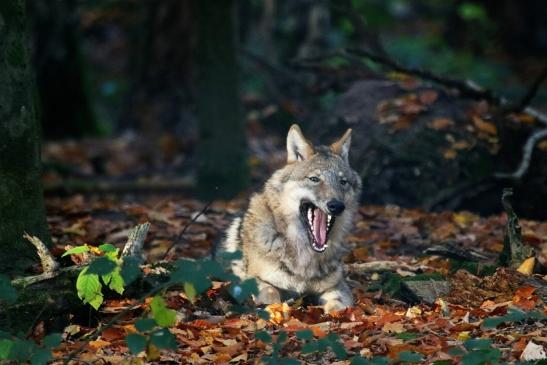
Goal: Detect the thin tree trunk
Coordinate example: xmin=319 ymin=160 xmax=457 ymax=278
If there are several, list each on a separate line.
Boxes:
xmin=195 ymin=0 xmax=248 ymax=199
xmin=0 ymin=0 xmax=51 ymax=276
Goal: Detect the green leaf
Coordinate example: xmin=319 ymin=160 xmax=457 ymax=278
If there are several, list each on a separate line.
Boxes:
xmin=447 ymin=347 xmax=466 ymax=356
xmin=62 ymin=245 xmax=89 ymax=257
xmin=464 ymin=339 xmax=492 ymax=351
xmin=136 ymin=318 xmax=157 ymax=332
xmin=301 ymin=341 xmax=318 ymax=354
xmin=150 ymin=296 xmax=176 ymax=327
xmin=98 ymin=243 xmax=117 ymax=253
xmin=255 ymin=330 xmax=272 ymax=343
xmin=76 ymin=267 xmax=103 ymax=309
xmin=0 ymin=339 xmax=13 ymax=359
xmin=295 ymin=329 xmax=313 ymax=340
xmin=230 ymin=279 xmax=258 ymax=303
xmin=106 ymin=268 xmax=125 ymax=295
xmin=432 ymin=361 xmax=453 ymax=365
xmin=398 ymin=351 xmax=423 ymax=363
xmin=0 ymin=275 xmax=17 ymax=305
xmin=43 ymin=333 xmax=62 ymax=348
xmin=351 ymin=356 xmax=389 ymax=365
xmin=330 ymin=341 xmax=348 ymax=360
xmin=257 ymin=309 xmax=270 ymax=320
xmin=279 ymin=359 xmax=300 ymax=365
xmin=87 ymin=256 xmax=117 ymax=276
xmin=30 ymin=348 xmax=52 ymax=365
xmin=184 ymin=282 xmax=197 ymax=301
xmin=126 ymin=333 xmax=147 ymax=354
xmin=120 ymin=257 xmax=141 ymax=286
xmin=396 ymin=332 xmax=419 ymax=340
xmin=149 ymin=328 xmax=176 ymax=350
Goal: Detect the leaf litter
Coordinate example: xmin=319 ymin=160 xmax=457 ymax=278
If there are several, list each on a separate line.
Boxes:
xmin=41 ymin=192 xmax=547 ymax=364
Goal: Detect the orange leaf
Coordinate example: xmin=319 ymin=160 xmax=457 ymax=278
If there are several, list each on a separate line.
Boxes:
xmin=472 ymin=116 xmax=497 ymax=135
xmin=89 ymin=339 xmax=111 ymax=350
xmin=429 ymin=118 xmax=454 ymax=130
xmin=514 ymin=286 xmax=537 ymax=299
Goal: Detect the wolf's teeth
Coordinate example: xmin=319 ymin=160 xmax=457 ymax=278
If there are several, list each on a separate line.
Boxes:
xmin=327 ymin=215 xmax=332 ymax=223
xmin=307 ymin=209 xmax=313 ymax=223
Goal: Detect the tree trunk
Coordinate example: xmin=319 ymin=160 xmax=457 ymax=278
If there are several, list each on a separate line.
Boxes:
xmin=195 ymin=0 xmax=248 ymax=199
xmin=28 ymin=0 xmax=98 ymax=138
xmin=0 ymin=0 xmax=51 ymax=276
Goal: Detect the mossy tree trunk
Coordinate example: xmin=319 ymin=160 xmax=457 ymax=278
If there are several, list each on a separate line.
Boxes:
xmin=195 ymin=0 xmax=249 ymax=199
xmin=0 ymin=0 xmax=51 ymax=276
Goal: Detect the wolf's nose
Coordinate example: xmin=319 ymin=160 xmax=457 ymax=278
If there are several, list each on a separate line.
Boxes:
xmin=327 ymin=200 xmax=345 ymax=215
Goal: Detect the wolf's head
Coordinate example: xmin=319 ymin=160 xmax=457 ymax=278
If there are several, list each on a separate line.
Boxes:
xmin=266 ymin=124 xmax=362 ymax=253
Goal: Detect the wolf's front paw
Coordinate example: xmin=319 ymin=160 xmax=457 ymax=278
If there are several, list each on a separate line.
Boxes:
xmin=323 ymin=300 xmax=349 ymax=313
xmin=256 ymin=285 xmax=281 ymax=305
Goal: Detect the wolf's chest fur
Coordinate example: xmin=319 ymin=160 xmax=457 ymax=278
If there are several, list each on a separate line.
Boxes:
xmin=218 ymin=125 xmax=361 ymax=312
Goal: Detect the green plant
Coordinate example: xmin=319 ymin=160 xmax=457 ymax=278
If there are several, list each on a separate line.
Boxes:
xmin=64 ymin=243 xmax=141 ymax=309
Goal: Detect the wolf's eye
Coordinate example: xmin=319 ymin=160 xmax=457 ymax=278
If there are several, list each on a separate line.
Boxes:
xmin=340 ymin=179 xmax=348 ymax=186
xmin=308 ymin=176 xmax=320 ymax=183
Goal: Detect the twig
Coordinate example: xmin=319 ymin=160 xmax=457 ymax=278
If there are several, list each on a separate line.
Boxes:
xmin=121 ymin=222 xmax=150 ymax=260
xmin=162 ymin=200 xmax=213 ymax=260
xmin=495 ymin=128 xmax=547 ymax=179
xmin=23 ymin=233 xmax=59 ymax=274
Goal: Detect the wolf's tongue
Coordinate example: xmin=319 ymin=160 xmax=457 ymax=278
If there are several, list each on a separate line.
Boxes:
xmin=313 ymin=208 xmax=327 ymax=246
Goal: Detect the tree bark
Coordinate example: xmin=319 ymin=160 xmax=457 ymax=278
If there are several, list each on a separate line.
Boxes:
xmin=0 ymin=0 xmax=51 ymax=276
xmin=28 ymin=0 xmax=98 ymax=138
xmin=195 ymin=0 xmax=248 ymax=199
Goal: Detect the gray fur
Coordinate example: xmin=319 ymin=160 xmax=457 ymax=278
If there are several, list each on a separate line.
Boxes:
xmin=218 ymin=125 xmax=362 ymax=312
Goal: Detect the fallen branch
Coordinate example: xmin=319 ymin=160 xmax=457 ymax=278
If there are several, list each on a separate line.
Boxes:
xmin=23 ymin=233 xmax=59 ymax=274
xmin=347 ymin=260 xmax=430 ymax=274
xmin=495 ymin=128 xmax=547 ymax=179
xmin=162 ymin=200 xmax=213 ymax=260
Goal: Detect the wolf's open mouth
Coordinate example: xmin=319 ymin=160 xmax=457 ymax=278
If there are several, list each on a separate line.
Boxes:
xmin=300 ymin=202 xmax=335 ymax=252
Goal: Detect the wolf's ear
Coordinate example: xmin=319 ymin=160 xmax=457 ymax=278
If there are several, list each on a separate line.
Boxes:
xmin=330 ymin=128 xmax=352 ymax=162
xmin=287 ymin=124 xmax=314 ymax=163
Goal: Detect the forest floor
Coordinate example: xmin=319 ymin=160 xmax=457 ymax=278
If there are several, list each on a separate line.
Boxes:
xmin=41 ymin=190 xmax=546 ymax=364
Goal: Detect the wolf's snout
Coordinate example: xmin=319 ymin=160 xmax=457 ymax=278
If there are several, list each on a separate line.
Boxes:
xmin=327 ymin=199 xmax=345 ymax=215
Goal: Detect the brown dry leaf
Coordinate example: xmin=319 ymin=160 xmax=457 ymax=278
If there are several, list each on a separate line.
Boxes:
xmin=352 ymin=247 xmax=369 ymax=261
xmin=265 ymin=302 xmax=291 ymax=324
xmin=538 ymin=140 xmax=547 ymax=151
xmin=88 ymin=339 xmax=111 ymax=350
xmin=419 ymin=90 xmax=438 ymax=105
xmin=230 ymin=352 xmax=248 ymax=363
xmin=382 ymin=322 xmax=405 ymax=334
xmin=443 ymin=149 xmax=457 ymax=160
xmin=430 ymin=118 xmax=454 ymax=130
xmin=453 ymin=140 xmax=472 ymax=150
xmin=472 ymin=116 xmax=497 ymax=135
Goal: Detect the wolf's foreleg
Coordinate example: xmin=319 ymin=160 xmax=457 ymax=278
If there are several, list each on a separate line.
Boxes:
xmin=318 ymin=280 xmax=353 ymax=313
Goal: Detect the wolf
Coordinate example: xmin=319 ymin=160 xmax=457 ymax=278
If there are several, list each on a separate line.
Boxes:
xmin=218 ymin=124 xmax=362 ymax=312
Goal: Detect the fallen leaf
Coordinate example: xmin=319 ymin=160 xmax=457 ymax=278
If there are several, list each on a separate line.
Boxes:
xmin=517 ymin=257 xmax=535 ymax=275
xmin=382 ymin=322 xmax=404 ymax=334
xmin=419 ymin=90 xmax=438 ymax=105
xmin=89 ymin=339 xmax=111 ymax=350
xmin=443 ymin=149 xmax=457 ymax=160
xmin=520 ymin=341 xmax=547 ymax=361
xmin=429 ymin=118 xmax=454 ymax=130
xmin=265 ymin=302 xmax=290 ymax=324
xmin=472 ymin=116 xmax=497 ymax=135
